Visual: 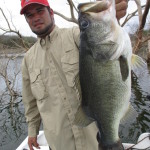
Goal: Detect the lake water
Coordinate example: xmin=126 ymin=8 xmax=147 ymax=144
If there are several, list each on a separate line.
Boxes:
xmin=0 ymin=56 xmax=150 ymax=150
xmin=0 ymin=56 xmax=27 ymax=150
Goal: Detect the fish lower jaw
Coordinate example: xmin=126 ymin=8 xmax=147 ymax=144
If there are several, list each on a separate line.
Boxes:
xmin=98 ymin=140 xmax=124 ymax=150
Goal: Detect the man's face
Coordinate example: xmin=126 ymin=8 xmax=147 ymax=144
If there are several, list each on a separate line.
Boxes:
xmin=24 ymin=4 xmax=54 ymax=37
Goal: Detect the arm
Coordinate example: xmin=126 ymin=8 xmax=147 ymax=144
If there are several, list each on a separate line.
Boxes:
xmin=21 ymin=56 xmax=41 ymax=150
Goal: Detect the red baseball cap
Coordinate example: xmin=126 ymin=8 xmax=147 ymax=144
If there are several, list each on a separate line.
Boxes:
xmin=20 ymin=0 xmax=50 ymax=15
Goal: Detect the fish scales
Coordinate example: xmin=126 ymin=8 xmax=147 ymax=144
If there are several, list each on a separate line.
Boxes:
xmin=75 ymin=0 xmax=133 ymax=149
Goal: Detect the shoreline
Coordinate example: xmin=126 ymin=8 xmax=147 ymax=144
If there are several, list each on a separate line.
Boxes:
xmin=0 ymin=48 xmax=25 ymax=58
xmin=0 ymin=53 xmax=25 ymax=58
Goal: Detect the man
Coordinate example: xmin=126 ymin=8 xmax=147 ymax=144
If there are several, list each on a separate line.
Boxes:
xmin=20 ymin=0 xmax=128 ymax=150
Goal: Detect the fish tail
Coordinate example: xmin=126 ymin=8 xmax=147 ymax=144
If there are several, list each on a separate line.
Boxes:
xmin=98 ymin=140 xmax=124 ymax=150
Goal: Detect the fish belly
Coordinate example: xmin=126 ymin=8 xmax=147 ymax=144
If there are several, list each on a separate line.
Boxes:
xmin=80 ymin=54 xmax=131 ymax=145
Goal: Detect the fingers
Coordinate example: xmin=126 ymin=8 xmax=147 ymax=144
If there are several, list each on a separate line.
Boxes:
xmin=116 ymin=0 xmax=128 ymax=11
xmin=115 ymin=0 xmax=128 ymax=4
xmin=28 ymin=137 xmax=40 ymax=150
xmin=116 ymin=10 xmax=127 ymax=20
xmin=115 ymin=0 xmax=128 ymax=20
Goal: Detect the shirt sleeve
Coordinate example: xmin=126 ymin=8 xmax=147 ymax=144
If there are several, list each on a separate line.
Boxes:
xmin=21 ymin=56 xmax=41 ymax=137
xmin=72 ymin=26 xmax=80 ymax=48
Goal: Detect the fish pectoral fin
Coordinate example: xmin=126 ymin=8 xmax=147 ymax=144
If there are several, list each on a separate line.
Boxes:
xmin=131 ymin=54 xmax=147 ymax=76
xmin=120 ymin=104 xmax=138 ymax=125
xmin=119 ymin=56 xmax=129 ymax=81
xmin=73 ymin=106 xmax=94 ymax=127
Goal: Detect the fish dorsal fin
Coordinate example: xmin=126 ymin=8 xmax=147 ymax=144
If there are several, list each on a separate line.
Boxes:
xmin=73 ymin=106 xmax=94 ymax=127
xmin=119 ymin=56 xmax=129 ymax=81
xmin=120 ymin=104 xmax=138 ymax=125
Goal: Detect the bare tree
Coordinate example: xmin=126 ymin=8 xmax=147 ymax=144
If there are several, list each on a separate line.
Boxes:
xmin=147 ymin=40 xmax=150 ymax=62
xmin=0 ymin=8 xmax=29 ymax=51
xmin=0 ymin=57 xmax=22 ymax=100
xmin=133 ymin=0 xmax=150 ymax=54
xmin=54 ymin=0 xmax=78 ymax=24
xmin=121 ymin=1 xmax=146 ymax=27
xmin=0 ymin=7 xmax=32 ymax=104
xmin=135 ymin=0 xmax=142 ymax=24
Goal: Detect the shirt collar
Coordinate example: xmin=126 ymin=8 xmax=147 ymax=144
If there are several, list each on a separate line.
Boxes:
xmin=38 ymin=25 xmax=59 ymax=47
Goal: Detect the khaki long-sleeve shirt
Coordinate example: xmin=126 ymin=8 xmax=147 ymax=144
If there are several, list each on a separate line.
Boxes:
xmin=22 ymin=26 xmax=98 ymax=150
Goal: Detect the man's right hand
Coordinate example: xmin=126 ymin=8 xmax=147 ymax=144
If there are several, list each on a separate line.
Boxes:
xmin=28 ymin=136 xmax=40 ymax=150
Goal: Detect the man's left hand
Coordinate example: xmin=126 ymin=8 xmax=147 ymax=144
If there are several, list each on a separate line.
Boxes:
xmin=115 ymin=0 xmax=128 ymax=20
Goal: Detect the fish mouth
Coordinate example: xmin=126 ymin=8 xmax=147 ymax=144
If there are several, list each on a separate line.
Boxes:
xmin=78 ymin=0 xmax=112 ymax=13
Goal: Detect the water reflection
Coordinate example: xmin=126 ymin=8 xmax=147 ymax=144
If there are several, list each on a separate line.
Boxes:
xmin=0 ymin=56 xmax=27 ymax=150
xmin=119 ymin=70 xmax=150 ymax=143
xmin=0 ymin=96 xmax=27 ymax=150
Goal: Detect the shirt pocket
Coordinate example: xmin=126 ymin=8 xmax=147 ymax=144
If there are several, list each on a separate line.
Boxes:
xmin=61 ymin=49 xmax=79 ymax=87
xmin=30 ymin=69 xmax=48 ymax=101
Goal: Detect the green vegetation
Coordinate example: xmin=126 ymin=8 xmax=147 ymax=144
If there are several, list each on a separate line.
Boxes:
xmin=0 ymin=35 xmax=37 ymax=49
xmin=0 ymin=30 xmax=149 ymax=57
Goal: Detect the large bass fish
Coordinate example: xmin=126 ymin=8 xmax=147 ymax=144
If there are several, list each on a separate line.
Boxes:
xmin=74 ymin=0 xmax=144 ymax=149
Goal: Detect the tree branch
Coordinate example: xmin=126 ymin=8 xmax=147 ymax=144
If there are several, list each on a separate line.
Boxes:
xmin=139 ymin=0 xmax=150 ymax=31
xmin=133 ymin=0 xmax=150 ymax=53
xmin=53 ymin=0 xmax=78 ymax=24
xmin=0 ymin=8 xmax=11 ymax=30
xmin=54 ymin=10 xmax=78 ymax=24
xmin=135 ymin=0 xmax=142 ymax=24
xmin=0 ymin=7 xmax=29 ymax=51
xmin=121 ymin=5 xmax=145 ymax=27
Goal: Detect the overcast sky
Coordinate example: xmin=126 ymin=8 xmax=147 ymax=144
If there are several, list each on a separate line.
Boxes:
xmin=0 ymin=0 xmax=149 ymax=37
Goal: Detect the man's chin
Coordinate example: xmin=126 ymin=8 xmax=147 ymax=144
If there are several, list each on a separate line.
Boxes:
xmin=31 ymin=23 xmax=54 ymax=37
xmin=32 ymin=29 xmax=44 ymax=35
xmin=32 ymin=29 xmax=43 ymax=35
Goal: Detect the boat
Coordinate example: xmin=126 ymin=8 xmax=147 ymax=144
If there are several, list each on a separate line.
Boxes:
xmin=16 ymin=131 xmax=150 ymax=150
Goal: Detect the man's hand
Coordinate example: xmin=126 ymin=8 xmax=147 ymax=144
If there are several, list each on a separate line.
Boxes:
xmin=28 ymin=136 xmax=40 ymax=150
xmin=96 ymin=0 xmax=128 ymax=20
xmin=115 ymin=0 xmax=128 ymax=20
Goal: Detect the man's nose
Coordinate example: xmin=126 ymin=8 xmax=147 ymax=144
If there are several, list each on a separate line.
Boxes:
xmin=33 ymin=13 xmax=41 ymax=22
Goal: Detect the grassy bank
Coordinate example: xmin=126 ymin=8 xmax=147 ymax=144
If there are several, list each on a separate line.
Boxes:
xmin=0 ymin=35 xmax=37 ymax=54
xmin=0 ymin=32 xmax=149 ymax=58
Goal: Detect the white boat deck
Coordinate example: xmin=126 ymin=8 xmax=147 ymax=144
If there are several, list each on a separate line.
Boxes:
xmin=16 ymin=131 xmax=49 ymax=150
xmin=16 ymin=131 xmax=150 ymax=150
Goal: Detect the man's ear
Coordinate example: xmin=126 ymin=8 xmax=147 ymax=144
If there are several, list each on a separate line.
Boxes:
xmin=50 ymin=8 xmax=54 ymax=15
xmin=24 ymin=15 xmax=29 ymax=23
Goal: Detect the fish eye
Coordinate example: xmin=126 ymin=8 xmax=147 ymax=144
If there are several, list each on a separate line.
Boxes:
xmin=80 ymin=20 xmax=89 ymax=29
